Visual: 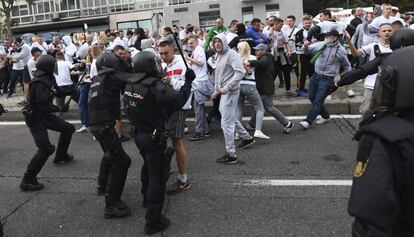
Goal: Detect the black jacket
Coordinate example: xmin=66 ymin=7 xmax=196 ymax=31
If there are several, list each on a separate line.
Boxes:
xmin=89 ymin=69 xmax=131 ymax=125
xmin=125 ymin=75 xmax=192 ymax=131
xmin=249 ymin=53 xmax=276 ymax=95
xmin=28 ymin=71 xmax=60 ymax=114
xmin=349 ymin=112 xmax=414 ymax=236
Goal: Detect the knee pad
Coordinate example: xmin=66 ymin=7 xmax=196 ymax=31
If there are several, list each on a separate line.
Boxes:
xmin=39 ymin=144 xmax=55 ymax=156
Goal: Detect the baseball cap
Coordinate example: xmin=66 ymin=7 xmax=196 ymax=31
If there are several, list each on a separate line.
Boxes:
xmin=325 ymin=29 xmax=340 ymax=37
xmin=31 ymin=47 xmax=42 ymax=54
xmin=253 ymin=43 xmax=267 ymax=51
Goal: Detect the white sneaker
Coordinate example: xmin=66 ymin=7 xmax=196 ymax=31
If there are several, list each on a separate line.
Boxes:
xmin=299 ymin=121 xmax=310 ymax=129
xmin=235 ymin=133 xmax=240 ymax=141
xmin=316 ymin=117 xmax=330 ymax=125
xmin=326 ymin=95 xmax=332 ymax=100
xmin=347 ymin=89 xmax=355 ymax=98
xmin=283 ymin=121 xmax=294 ymax=134
xmin=254 ymin=130 xmax=270 ymax=139
xmin=184 ymin=125 xmax=189 ymax=134
xmin=76 ymin=125 xmax=89 ymax=133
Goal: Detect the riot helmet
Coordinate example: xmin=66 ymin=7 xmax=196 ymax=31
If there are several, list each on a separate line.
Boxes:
xmin=132 ymin=51 xmax=164 ymax=77
xmin=36 ymin=55 xmax=56 ymax=75
xmin=96 ymin=52 xmax=122 ymax=71
xmin=390 ymin=28 xmax=414 ymax=50
xmin=371 ymin=45 xmax=414 ymax=112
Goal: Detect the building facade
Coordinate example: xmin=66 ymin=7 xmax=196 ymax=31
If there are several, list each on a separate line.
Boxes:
xmin=9 ymin=0 xmax=303 ymax=35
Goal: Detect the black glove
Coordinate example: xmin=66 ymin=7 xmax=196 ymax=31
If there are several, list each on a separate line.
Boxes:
xmin=326 ymin=84 xmax=338 ymax=96
xmin=185 ymin=69 xmax=196 ymax=82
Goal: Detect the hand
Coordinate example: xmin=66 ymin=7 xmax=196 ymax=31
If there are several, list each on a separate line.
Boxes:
xmin=185 ymin=69 xmax=196 ymax=82
xmin=343 ymin=31 xmax=351 ymax=42
xmin=287 ymin=51 xmax=292 ymax=58
xmin=259 ymin=38 xmax=264 ymax=44
xmin=303 ymin=40 xmax=311 ymax=47
xmin=219 ymin=88 xmax=227 ymax=95
xmin=326 ymin=84 xmax=338 ymax=96
xmin=163 ymin=76 xmax=172 ymax=84
xmin=211 ymin=91 xmax=219 ymax=99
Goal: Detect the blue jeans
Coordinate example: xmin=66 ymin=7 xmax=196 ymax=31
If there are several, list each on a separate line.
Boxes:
xmin=8 ymin=69 xmax=23 ymax=96
xmin=305 ymin=73 xmax=333 ymax=124
xmin=237 ymin=84 xmax=265 ymax=131
xmin=75 ymin=84 xmax=90 ymax=127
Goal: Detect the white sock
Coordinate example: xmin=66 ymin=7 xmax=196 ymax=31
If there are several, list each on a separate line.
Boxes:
xmin=178 ymin=174 xmax=187 ymax=183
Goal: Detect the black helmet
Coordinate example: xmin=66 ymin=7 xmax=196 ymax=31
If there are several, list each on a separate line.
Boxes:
xmin=372 ymin=45 xmax=414 ymax=112
xmin=132 ymin=51 xmax=163 ymax=76
xmin=390 ymin=28 xmax=414 ymax=50
xmin=96 ymin=52 xmax=122 ymax=71
xmin=36 ymin=55 xmax=56 ymax=75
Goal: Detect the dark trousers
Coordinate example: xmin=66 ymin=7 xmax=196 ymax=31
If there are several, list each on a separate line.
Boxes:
xmin=23 ymin=113 xmax=75 ymax=181
xmin=90 ymin=124 xmax=131 ymax=206
xmin=134 ymin=131 xmax=169 ymax=222
xmin=298 ymin=54 xmax=314 ymax=91
xmin=8 ymin=69 xmax=23 ymax=96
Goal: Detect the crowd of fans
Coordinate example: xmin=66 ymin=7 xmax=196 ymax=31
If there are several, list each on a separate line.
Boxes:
xmin=0 ymin=3 xmax=413 ymax=145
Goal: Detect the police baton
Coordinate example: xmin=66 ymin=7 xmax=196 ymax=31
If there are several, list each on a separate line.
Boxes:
xmin=172 ymin=33 xmax=190 ymax=70
xmin=61 ymin=69 xmax=88 ymax=112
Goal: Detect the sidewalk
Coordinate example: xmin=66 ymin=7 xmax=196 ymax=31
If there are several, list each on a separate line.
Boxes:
xmin=0 ymin=79 xmax=364 ymax=121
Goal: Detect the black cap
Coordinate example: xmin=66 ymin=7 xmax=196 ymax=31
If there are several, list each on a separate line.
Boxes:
xmin=325 ymin=29 xmax=340 ymax=37
xmin=31 ymin=47 xmax=42 ymax=54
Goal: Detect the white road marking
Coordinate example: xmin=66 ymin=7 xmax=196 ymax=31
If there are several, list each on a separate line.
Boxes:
xmin=0 ymin=114 xmax=361 ymax=126
xmin=237 ymin=179 xmax=353 ymax=186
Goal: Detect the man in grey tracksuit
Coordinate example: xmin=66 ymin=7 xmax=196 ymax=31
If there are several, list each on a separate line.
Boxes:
xmin=211 ymin=34 xmax=255 ymax=164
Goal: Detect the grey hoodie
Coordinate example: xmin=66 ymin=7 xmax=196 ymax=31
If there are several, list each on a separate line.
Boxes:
xmin=213 ymin=34 xmax=244 ymax=93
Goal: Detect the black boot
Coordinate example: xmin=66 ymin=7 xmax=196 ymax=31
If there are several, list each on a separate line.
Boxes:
xmin=53 ymin=154 xmax=74 ymax=165
xmin=104 ymin=200 xmax=131 ymax=219
xmin=144 ymin=215 xmax=171 ymax=235
xmin=20 ymin=174 xmax=44 ymax=191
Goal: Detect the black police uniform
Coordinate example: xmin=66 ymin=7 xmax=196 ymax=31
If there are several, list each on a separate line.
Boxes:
xmin=20 ymin=55 xmax=75 ymax=191
xmin=348 ymin=46 xmax=414 ymax=237
xmin=88 ymin=52 xmax=132 ymax=218
xmin=124 ymin=51 xmax=194 ymax=234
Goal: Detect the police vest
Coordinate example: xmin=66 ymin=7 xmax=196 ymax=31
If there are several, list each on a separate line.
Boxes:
xmin=124 ymin=76 xmax=165 ymax=130
xmin=89 ymin=72 xmax=121 ymax=125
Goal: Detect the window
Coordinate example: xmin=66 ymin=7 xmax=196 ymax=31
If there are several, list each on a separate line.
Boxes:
xmin=265 ymin=4 xmax=280 ymax=18
xmin=117 ymin=21 xmax=138 ymax=30
xmin=138 ymin=19 xmax=152 ymax=31
xmin=172 ymin=20 xmax=180 ymax=27
xmin=242 ymin=6 xmax=253 ymax=23
xmin=174 ymin=7 xmax=188 ymax=13
xmin=209 ymin=4 xmax=219 ymax=9
xmin=199 ymin=10 xmax=220 ymax=31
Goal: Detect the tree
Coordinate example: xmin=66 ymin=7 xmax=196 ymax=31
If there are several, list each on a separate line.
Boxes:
xmin=0 ymin=0 xmax=35 ymax=39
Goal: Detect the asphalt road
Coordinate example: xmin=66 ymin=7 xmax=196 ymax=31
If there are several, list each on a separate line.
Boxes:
xmin=0 ymin=117 xmax=359 ymax=237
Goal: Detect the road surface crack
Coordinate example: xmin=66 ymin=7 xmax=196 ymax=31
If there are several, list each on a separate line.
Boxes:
xmin=1 ymin=194 xmax=38 ymax=226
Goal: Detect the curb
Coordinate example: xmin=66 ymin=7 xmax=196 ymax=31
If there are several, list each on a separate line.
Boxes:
xmin=0 ymin=98 xmax=362 ymax=121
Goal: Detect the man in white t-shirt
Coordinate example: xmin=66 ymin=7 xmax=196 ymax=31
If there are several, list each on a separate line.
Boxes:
xmin=158 ymin=40 xmax=192 ymax=194
xmin=179 ymin=24 xmax=195 ymax=53
xmin=185 ymin=36 xmax=214 ymax=141
xmin=54 ymin=52 xmax=75 ymax=116
xmin=226 ymin=20 xmax=239 ymax=49
xmin=345 ymin=23 xmax=393 ymax=120
xmin=31 ymin=35 xmax=48 ymax=55
xmin=282 ymin=15 xmax=300 ymax=87
xmin=370 ymin=4 xmax=405 ymax=31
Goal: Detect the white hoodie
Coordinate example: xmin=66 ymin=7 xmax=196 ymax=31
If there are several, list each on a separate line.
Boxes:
xmin=62 ymin=36 xmax=77 ymax=63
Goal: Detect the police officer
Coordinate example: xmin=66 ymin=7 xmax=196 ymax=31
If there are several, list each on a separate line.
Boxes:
xmin=124 ymin=51 xmax=195 ymax=235
xmin=88 ymin=52 xmax=132 ymax=218
xmin=348 ymin=46 xmax=414 ymax=236
xmin=20 ymin=55 xmax=75 ymax=191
